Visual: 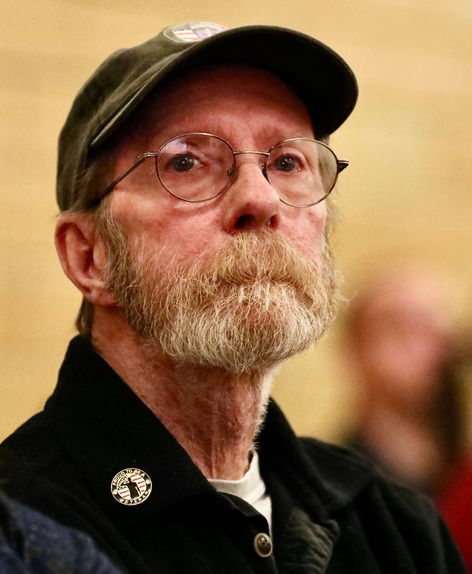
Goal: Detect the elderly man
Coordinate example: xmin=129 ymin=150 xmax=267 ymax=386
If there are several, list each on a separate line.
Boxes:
xmin=0 ymin=22 xmax=465 ymax=574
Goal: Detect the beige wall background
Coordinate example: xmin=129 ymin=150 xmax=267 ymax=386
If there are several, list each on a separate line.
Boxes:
xmin=1 ymin=0 xmax=472 ymax=442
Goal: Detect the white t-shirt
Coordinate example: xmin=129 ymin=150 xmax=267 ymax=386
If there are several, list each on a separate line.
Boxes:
xmin=208 ymin=451 xmax=272 ymax=531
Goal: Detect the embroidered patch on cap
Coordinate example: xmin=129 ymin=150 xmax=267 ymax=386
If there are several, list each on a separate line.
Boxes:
xmin=111 ymin=468 xmax=152 ymax=506
xmin=164 ymin=22 xmax=227 ymax=43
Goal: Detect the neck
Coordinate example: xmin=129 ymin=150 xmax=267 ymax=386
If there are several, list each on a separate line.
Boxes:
xmin=92 ymin=320 xmax=274 ymax=480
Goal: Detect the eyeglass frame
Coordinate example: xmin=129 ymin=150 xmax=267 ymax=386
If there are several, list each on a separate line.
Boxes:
xmin=100 ymin=132 xmax=349 ymax=208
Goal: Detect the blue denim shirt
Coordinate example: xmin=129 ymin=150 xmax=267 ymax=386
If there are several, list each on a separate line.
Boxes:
xmin=0 ymin=493 xmax=122 ymax=573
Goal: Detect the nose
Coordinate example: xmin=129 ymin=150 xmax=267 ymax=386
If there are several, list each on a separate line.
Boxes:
xmin=222 ymin=158 xmax=281 ymax=233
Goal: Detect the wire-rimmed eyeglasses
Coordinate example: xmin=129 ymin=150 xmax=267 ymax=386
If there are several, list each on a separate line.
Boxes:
xmin=102 ymin=132 xmax=349 ymax=208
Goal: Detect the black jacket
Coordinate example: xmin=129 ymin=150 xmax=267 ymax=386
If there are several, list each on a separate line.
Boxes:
xmin=0 ymin=336 xmax=465 ymax=573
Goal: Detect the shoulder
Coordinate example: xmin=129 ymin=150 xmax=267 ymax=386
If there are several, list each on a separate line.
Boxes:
xmin=300 ymin=436 xmax=374 ymax=478
xmin=0 ymin=412 xmax=62 ymax=483
xmin=300 ymin=437 xmax=465 ymax=567
xmin=262 ymin=401 xmax=432 ymax=513
xmin=296 ymin=436 xmax=381 ymax=507
xmin=0 ymin=411 xmax=88 ymax=525
xmin=299 ymin=435 xmax=434 ymax=513
xmin=0 ymin=412 xmax=60 ymax=488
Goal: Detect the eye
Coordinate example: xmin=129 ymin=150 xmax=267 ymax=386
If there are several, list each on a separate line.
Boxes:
xmin=273 ymin=155 xmax=298 ymax=173
xmin=269 ymin=149 xmax=305 ymax=175
xmin=169 ymin=153 xmax=197 ymax=172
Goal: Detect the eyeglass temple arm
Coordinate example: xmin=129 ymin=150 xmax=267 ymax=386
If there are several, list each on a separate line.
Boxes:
xmin=338 ymin=159 xmax=349 ymax=173
xmin=102 ymin=152 xmax=157 ymax=197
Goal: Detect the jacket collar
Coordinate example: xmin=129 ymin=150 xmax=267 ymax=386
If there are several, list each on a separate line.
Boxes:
xmin=45 ymin=336 xmax=214 ymax=524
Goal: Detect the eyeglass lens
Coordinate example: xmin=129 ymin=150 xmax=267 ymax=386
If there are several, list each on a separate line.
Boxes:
xmin=155 ymin=134 xmax=339 ymax=206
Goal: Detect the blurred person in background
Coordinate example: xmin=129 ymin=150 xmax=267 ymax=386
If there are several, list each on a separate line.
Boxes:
xmin=341 ymin=263 xmax=465 ymax=496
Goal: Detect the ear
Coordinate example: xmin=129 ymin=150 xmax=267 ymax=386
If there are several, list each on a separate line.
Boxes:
xmin=55 ymin=212 xmax=116 ymax=307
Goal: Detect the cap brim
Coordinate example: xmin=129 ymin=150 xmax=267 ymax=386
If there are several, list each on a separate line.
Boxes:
xmin=91 ymin=25 xmax=358 ymax=149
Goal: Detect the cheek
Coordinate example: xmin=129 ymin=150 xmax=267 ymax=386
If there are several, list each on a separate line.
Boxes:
xmin=281 ymin=205 xmax=327 ymax=258
xmin=158 ymin=206 xmax=225 ymax=262
xmin=118 ymin=204 xmax=222 ymax=265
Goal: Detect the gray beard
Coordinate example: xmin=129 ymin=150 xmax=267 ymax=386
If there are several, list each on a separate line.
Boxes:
xmin=102 ymin=225 xmax=338 ymax=374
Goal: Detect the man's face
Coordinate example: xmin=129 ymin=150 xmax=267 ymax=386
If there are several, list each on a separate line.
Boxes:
xmin=98 ymin=65 xmax=338 ymax=372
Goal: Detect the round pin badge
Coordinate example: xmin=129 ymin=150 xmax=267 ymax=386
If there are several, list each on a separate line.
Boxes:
xmin=111 ymin=468 xmax=152 ymax=506
xmin=164 ymin=22 xmax=227 ymax=44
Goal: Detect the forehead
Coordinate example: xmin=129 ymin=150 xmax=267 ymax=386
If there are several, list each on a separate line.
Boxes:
xmin=130 ymin=64 xmax=314 ymax=144
xmin=159 ymin=64 xmax=307 ymax=104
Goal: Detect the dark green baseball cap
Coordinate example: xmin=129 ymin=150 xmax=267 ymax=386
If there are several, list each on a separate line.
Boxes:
xmin=56 ymin=22 xmax=358 ymax=211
